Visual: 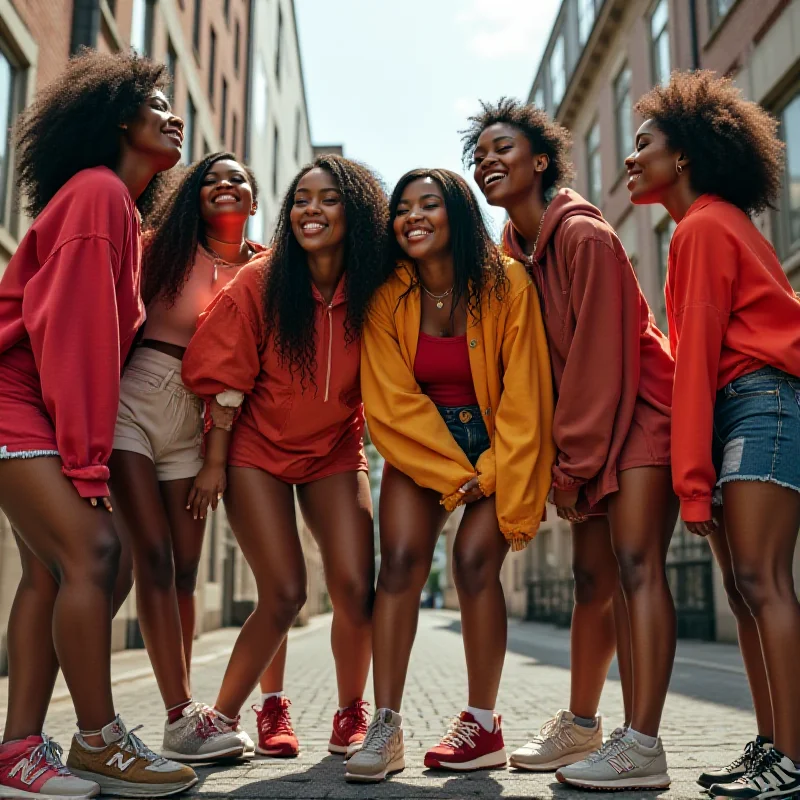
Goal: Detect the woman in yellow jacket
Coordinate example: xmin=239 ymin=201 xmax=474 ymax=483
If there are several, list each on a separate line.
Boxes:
xmin=346 ymin=168 xmax=555 ymax=783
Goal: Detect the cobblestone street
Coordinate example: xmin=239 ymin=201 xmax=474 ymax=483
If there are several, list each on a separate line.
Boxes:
xmin=1 ymin=610 xmax=754 ymax=799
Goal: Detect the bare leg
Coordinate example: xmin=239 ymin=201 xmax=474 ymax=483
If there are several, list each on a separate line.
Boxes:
xmin=259 ymin=639 xmax=289 ymax=694
xmin=612 ymin=585 xmax=633 ymax=727
xmin=297 ymin=470 xmax=374 ymax=707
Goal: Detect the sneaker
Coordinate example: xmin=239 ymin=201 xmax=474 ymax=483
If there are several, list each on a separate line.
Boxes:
xmin=556 ymin=729 xmax=670 ymax=790
xmin=160 ymin=701 xmax=245 ymax=762
xmin=424 ymin=712 xmax=507 ymax=771
xmin=66 ymin=716 xmax=197 ymax=798
xmin=212 ymin=711 xmax=255 ymax=757
xmin=509 ymin=709 xmax=602 ymax=771
xmin=344 ymin=709 xmax=404 ymax=783
xmin=0 ymin=735 xmax=99 ymax=799
xmin=698 ymin=737 xmax=772 ymax=790
xmin=329 ymin=700 xmax=370 ymax=758
xmin=709 ymin=747 xmax=800 ymax=799
xmin=252 ymin=697 xmax=299 ymax=757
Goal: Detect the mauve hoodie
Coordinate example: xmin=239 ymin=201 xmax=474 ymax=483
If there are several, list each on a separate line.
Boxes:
xmin=503 ymin=188 xmax=674 ymax=509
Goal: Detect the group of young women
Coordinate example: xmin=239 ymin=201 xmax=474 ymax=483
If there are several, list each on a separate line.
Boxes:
xmin=0 ymin=47 xmax=797 ymax=800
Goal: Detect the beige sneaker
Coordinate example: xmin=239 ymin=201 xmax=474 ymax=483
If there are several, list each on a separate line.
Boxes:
xmin=509 ymin=709 xmax=602 ymax=771
xmin=344 ymin=709 xmax=405 ymax=783
xmin=66 ymin=716 xmax=198 ymax=797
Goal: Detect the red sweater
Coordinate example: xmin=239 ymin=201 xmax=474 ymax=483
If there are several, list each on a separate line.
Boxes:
xmin=667 ymin=195 xmax=800 ymax=521
xmin=0 ymin=167 xmax=144 ymax=497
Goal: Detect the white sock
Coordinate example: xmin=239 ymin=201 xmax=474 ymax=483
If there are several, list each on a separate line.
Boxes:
xmin=628 ymin=728 xmax=658 ymax=748
xmin=261 ymin=691 xmax=284 ymax=704
xmin=466 ymin=706 xmax=495 ymax=732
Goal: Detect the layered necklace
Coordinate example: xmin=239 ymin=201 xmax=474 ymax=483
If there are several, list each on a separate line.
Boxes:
xmin=420 ymin=283 xmax=453 ymax=309
xmin=203 ymin=235 xmax=255 ymax=282
xmin=525 ymin=203 xmax=550 ymax=267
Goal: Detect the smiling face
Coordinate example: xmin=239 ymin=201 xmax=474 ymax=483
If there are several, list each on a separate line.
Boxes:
xmin=199 ymin=158 xmax=255 ymax=229
xmin=289 ymin=167 xmax=347 ymax=254
xmin=392 ymin=177 xmax=451 ymax=262
xmin=123 ymin=90 xmax=183 ymax=171
xmin=472 ymin=122 xmax=546 ymax=208
xmin=625 ymin=118 xmax=684 ymax=206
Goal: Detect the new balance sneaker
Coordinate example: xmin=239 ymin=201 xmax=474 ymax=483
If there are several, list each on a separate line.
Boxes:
xmin=509 ymin=709 xmax=602 ymax=771
xmin=329 ymin=700 xmax=370 ymax=758
xmin=709 ymin=747 xmax=800 ymax=799
xmin=252 ymin=697 xmax=299 ymax=757
xmin=212 ymin=710 xmax=254 ymax=757
xmin=556 ymin=729 xmax=670 ymax=790
xmin=698 ymin=737 xmax=773 ymax=790
xmin=0 ymin=735 xmax=99 ymax=799
xmin=344 ymin=709 xmax=404 ymax=783
xmin=424 ymin=712 xmax=507 ymax=771
xmin=160 ymin=701 xmax=244 ymax=762
xmin=66 ymin=716 xmax=197 ymax=798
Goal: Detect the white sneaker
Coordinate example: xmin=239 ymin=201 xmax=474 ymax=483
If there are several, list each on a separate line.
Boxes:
xmin=344 ymin=709 xmax=405 ymax=783
xmin=160 ymin=702 xmax=245 ymax=762
xmin=556 ymin=729 xmax=670 ymax=790
xmin=709 ymin=747 xmax=800 ymax=799
xmin=509 ymin=709 xmax=602 ymax=771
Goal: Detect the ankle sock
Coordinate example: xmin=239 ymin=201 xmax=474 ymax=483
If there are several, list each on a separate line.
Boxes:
xmin=466 ymin=706 xmax=495 ymax=732
xmin=572 ymin=714 xmax=598 ymax=729
xmin=628 ymin=728 xmax=658 ymax=748
xmin=167 ymin=699 xmax=193 ymax=724
xmin=260 ymin=691 xmax=284 ymax=705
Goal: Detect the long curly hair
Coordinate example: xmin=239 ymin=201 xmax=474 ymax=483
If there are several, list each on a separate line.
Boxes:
xmin=141 ymin=152 xmax=259 ymax=306
xmin=387 ymin=168 xmax=508 ymax=320
xmin=14 ymin=49 xmax=170 ymax=219
xmin=634 ymin=70 xmax=784 ymax=215
xmin=264 ymin=154 xmax=389 ymax=388
xmin=460 ymin=97 xmax=574 ymax=194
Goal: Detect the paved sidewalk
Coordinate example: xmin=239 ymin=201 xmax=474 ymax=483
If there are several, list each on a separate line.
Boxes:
xmin=1 ymin=611 xmax=755 ymax=799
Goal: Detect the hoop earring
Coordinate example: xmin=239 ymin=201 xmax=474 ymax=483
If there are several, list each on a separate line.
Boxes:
xmin=676 ymin=163 xmax=684 ymax=175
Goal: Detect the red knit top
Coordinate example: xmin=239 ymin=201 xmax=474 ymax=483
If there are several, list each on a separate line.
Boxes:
xmin=413 ymin=332 xmax=479 ymax=407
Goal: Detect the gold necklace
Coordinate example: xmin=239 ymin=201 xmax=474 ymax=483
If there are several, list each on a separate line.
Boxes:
xmin=420 ymin=283 xmax=453 ymax=309
xmin=525 ymin=203 xmax=549 ymax=266
xmin=202 ymin=241 xmax=254 ymax=282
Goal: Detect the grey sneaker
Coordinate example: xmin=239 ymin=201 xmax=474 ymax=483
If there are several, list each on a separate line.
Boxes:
xmin=160 ymin=702 xmax=245 ymax=762
xmin=210 ymin=709 xmax=255 ymax=757
xmin=344 ymin=709 xmax=405 ymax=783
xmin=509 ymin=709 xmax=602 ymax=771
xmin=556 ymin=729 xmax=670 ymax=790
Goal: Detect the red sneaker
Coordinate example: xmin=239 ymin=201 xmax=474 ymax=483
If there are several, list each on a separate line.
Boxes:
xmin=0 ymin=734 xmax=99 ymax=798
xmin=252 ymin=697 xmax=299 ymax=757
xmin=329 ymin=700 xmax=370 ymax=757
xmin=424 ymin=712 xmax=507 ymax=771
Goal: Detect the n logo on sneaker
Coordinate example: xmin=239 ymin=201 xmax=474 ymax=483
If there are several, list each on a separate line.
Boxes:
xmin=107 ymin=752 xmax=136 ymax=772
xmin=607 ymin=751 xmax=636 ymax=775
xmin=10 ymin=759 xmax=47 ymax=786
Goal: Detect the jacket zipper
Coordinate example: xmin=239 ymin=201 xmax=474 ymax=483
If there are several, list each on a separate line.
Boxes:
xmin=324 ymin=302 xmax=333 ymax=402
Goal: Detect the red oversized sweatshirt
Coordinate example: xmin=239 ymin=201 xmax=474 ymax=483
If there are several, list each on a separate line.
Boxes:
xmin=181 ymin=258 xmax=367 ymax=483
xmin=0 ymin=167 xmax=144 ymax=498
xmin=667 ymin=194 xmax=800 ymax=522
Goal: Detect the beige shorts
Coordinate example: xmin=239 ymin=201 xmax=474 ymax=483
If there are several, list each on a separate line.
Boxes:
xmin=114 ymin=347 xmax=204 ymax=481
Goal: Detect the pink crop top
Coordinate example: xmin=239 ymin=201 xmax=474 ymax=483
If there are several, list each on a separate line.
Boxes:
xmin=413 ymin=332 xmax=479 ymax=407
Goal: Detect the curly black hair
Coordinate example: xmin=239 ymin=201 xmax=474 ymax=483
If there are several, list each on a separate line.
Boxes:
xmin=634 ymin=70 xmax=784 ymax=215
xmin=387 ymin=168 xmax=508 ymax=320
xmin=264 ymin=154 xmax=389 ymax=388
xmin=460 ymin=96 xmax=574 ymax=193
xmin=14 ymin=48 xmax=171 ymax=219
xmin=141 ymin=152 xmax=259 ymax=306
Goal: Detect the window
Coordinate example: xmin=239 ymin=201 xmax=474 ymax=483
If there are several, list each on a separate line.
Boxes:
xmin=252 ymin=57 xmax=268 ymax=135
xmin=192 ymin=0 xmax=201 ymax=53
xmin=208 ymin=27 xmax=216 ymax=103
xmin=232 ymin=112 xmax=238 ymax=155
xmin=166 ymin=38 xmax=177 ymax=100
xmin=182 ymin=97 xmax=195 ymax=165
xmin=221 ymin=77 xmax=228 ymax=143
xmin=656 ymin=217 xmax=676 ymax=321
xmin=223 ymin=0 xmax=230 ymax=25
xmin=614 ymin=64 xmax=633 ymax=167
xmin=0 ymin=48 xmax=16 ymax=223
xmin=294 ymin=108 xmax=302 ymax=163
xmin=272 ymin=124 xmax=280 ymax=196
xmin=234 ymin=19 xmax=241 ymax=76
xmin=534 ymin=86 xmax=545 ymax=110
xmin=248 ymin=205 xmax=265 ymax=245
xmin=275 ymin=5 xmax=284 ymax=84
xmin=650 ymin=0 xmax=670 ymax=87
xmin=578 ymin=0 xmax=595 ymax=46
xmin=586 ymin=120 xmax=602 ymax=207
xmin=709 ymin=0 xmax=736 ymax=28
xmin=550 ymin=34 xmax=565 ymax=108
xmin=776 ymin=91 xmax=800 ymax=258
xmin=129 ymin=0 xmax=148 ymax=55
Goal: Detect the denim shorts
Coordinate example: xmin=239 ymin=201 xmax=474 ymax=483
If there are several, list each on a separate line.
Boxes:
xmin=437 ymin=404 xmax=491 ymax=467
xmin=712 ymin=366 xmax=800 ymax=503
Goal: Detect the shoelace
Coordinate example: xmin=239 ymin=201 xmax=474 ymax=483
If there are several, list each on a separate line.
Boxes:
xmin=339 ymin=700 xmax=370 ymax=736
xmin=724 ymin=739 xmax=760 ymax=772
xmin=530 ymin=713 xmax=575 ymax=752
xmin=586 ymin=729 xmax=628 ymax=763
xmin=189 ymin=703 xmax=226 ymax=741
xmin=440 ymin=717 xmax=481 ymax=750
xmin=741 ymin=746 xmax=780 ymax=783
xmin=360 ymin=717 xmax=397 ymax=753
xmin=27 ymin=735 xmax=71 ymax=777
xmin=118 ymin=725 xmax=170 ymax=767
xmin=253 ymin=699 xmax=294 ymax=737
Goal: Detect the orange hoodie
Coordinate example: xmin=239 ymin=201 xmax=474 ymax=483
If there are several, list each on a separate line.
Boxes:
xmin=503 ymin=188 xmax=674 ymax=509
xmin=361 ymin=256 xmax=555 ymax=550
xmin=667 ymin=195 xmax=800 ymax=522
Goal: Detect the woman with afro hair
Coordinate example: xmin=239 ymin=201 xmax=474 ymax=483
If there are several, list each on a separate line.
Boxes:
xmin=0 ymin=50 xmax=198 ymax=798
xmin=346 ymin=169 xmax=554 ymax=782
xmin=627 ymin=71 xmax=800 ymax=800
xmin=182 ymin=153 xmax=388 ymax=760
xmin=109 ymin=151 xmax=265 ymax=763
xmin=464 ymin=98 xmax=678 ymax=791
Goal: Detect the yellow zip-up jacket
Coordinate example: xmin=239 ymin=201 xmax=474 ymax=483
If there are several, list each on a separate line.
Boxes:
xmin=361 ymin=256 xmax=556 ymax=551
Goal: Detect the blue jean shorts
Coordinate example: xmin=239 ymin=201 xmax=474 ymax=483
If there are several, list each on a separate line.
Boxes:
xmin=712 ymin=366 xmax=800 ymax=503
xmin=437 ymin=404 xmax=491 ymax=467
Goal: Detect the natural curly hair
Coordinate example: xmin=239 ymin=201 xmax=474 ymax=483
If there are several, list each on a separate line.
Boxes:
xmin=264 ymin=154 xmax=389 ymax=388
xmin=634 ymin=70 xmax=784 ymax=215
xmin=14 ymin=49 xmax=172 ymax=219
xmin=387 ymin=168 xmax=508 ymax=320
xmin=141 ymin=152 xmax=259 ymax=306
xmin=460 ymin=96 xmax=574 ymax=193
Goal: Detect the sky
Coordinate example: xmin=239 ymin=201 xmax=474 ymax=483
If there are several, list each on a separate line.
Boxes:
xmin=294 ymin=0 xmax=561 ymax=237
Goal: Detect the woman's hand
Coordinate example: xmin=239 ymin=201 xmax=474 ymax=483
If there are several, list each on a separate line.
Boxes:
xmin=187 ymin=462 xmax=227 ymax=520
xmin=685 ymin=519 xmax=718 ymax=537
xmin=458 ymin=477 xmax=484 ymax=504
xmin=89 ymin=497 xmax=113 ymax=512
xmin=552 ymin=487 xmax=587 ymax=524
